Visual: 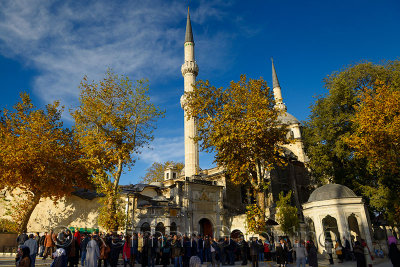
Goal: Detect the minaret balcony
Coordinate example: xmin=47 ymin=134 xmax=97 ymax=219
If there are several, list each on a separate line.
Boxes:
xmin=181 ymin=61 xmax=199 ymax=76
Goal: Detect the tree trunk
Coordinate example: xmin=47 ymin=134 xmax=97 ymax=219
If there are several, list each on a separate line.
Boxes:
xmin=257 ymin=191 xmax=266 ymax=215
xmin=18 ymin=193 xmax=41 ymax=234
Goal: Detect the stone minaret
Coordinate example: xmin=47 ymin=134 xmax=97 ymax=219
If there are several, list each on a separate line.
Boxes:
xmin=180 ymin=8 xmax=199 ymax=178
xmin=271 ymin=58 xmax=287 ymax=111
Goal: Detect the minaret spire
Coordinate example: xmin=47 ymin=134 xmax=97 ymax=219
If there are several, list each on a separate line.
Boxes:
xmin=271 ymin=58 xmax=286 ymax=111
xmin=185 ymin=7 xmax=194 ymax=43
xmin=271 ymin=57 xmax=280 ymax=89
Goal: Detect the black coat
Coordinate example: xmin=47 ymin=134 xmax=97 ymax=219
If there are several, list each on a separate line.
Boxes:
xmin=276 ymin=245 xmax=288 ymax=264
xmin=308 ymin=245 xmax=318 ymax=267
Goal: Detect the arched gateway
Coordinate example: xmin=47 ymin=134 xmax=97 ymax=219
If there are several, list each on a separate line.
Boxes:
xmin=199 ymin=218 xmax=213 ymax=237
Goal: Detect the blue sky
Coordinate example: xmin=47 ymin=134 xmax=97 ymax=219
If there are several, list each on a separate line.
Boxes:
xmin=1 ymin=0 xmax=399 ymax=185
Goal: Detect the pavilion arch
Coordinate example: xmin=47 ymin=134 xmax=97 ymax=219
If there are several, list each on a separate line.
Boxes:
xmin=322 ymin=215 xmax=340 ymax=243
xmin=348 ymin=213 xmax=362 ymax=242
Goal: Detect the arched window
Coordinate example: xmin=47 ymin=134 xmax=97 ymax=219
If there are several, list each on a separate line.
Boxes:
xmin=140 ymin=222 xmax=151 ymax=234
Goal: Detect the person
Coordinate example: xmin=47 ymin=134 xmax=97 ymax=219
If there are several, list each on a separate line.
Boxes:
xmin=204 ymin=236 xmax=211 ymax=263
xmin=343 ymin=238 xmax=352 ymax=261
xmin=263 ymin=240 xmax=270 ymax=261
xmin=130 ymin=234 xmax=138 ymax=267
xmin=17 ymin=246 xmax=31 ymax=267
xmin=257 ymin=239 xmax=263 ymax=263
xmin=210 ymin=238 xmax=219 ymax=267
xmin=294 ymin=240 xmax=307 ymax=267
xmin=171 ymin=235 xmax=182 ymax=267
xmin=86 ymin=235 xmax=100 ymax=267
xmin=109 ymin=235 xmax=122 ymax=267
xmin=307 ymin=241 xmax=318 ymax=267
xmin=17 ymin=231 xmax=29 ymax=246
xmin=123 ymin=236 xmax=131 ymax=267
xmin=51 ymin=248 xmax=68 ymax=267
xmin=80 ymin=233 xmax=90 ymax=267
xmin=325 ymin=239 xmax=334 ymax=265
xmin=353 ymin=241 xmax=366 ymax=267
xmin=197 ymin=235 xmax=204 ymax=264
xmin=249 ymin=238 xmax=259 ymax=267
xmin=24 ymin=234 xmax=38 ymax=267
xmin=161 ymin=238 xmax=171 ymax=267
xmin=388 ymin=241 xmax=400 ymax=267
xmin=276 ymin=239 xmax=288 ymax=267
xmin=39 ymin=233 xmax=46 ymax=257
xmin=189 ymin=256 xmax=201 ymax=267
xmin=362 ymin=240 xmax=373 ymax=267
xmin=238 ymin=237 xmax=247 ymax=265
xmin=335 ymin=241 xmax=343 ymax=263
xmin=98 ymin=235 xmax=110 ymax=267
xmin=43 ymin=230 xmax=55 ymax=260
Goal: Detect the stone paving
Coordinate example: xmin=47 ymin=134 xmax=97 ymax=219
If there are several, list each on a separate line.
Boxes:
xmin=0 ymin=256 xmax=393 ymax=267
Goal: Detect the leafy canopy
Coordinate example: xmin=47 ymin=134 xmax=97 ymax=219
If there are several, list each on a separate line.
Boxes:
xmin=303 ymin=60 xmax=400 ymax=225
xmin=345 ymin=81 xmax=400 ymax=224
xmin=140 ymin=161 xmax=184 ymax=184
xmin=0 ymin=93 xmax=90 ymax=232
xmin=275 ymin=191 xmax=299 ymax=236
xmin=72 ymin=70 xmax=164 ymax=230
xmin=183 ymin=75 xmax=288 ymax=191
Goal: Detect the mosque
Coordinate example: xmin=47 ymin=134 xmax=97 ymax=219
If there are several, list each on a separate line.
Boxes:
xmin=0 ymin=8 xmax=375 ymax=253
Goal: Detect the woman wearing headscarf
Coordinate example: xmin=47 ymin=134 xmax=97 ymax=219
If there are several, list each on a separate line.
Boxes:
xmin=353 ymin=241 xmax=366 ymax=267
xmin=17 ymin=247 xmax=31 ymax=267
xmin=307 ymin=241 xmax=318 ymax=267
xmin=51 ymin=248 xmax=68 ymax=267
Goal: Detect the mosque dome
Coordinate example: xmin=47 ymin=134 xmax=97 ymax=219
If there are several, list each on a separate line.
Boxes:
xmin=307 ymin=184 xmax=357 ymax=202
xmin=277 ymin=112 xmax=300 ymax=125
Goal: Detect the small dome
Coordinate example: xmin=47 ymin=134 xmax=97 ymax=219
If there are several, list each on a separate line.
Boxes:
xmin=277 ymin=112 xmax=300 ymax=125
xmin=150 ymin=182 xmax=163 ymax=187
xmin=308 ymin=184 xmax=357 ymax=202
xmin=152 ymin=195 xmax=168 ymax=202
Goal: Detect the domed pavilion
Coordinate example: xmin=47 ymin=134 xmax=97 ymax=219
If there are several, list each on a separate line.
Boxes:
xmin=302 ymin=184 xmax=373 ymax=253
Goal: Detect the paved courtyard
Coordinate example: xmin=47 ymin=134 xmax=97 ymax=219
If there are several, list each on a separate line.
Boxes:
xmin=0 ymin=256 xmax=393 ymax=267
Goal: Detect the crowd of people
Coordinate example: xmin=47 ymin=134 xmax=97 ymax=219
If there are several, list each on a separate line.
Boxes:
xmin=14 ymin=229 xmax=400 ymax=267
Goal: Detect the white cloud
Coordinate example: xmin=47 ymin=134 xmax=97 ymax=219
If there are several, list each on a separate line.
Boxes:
xmin=0 ymin=0 xmax=239 ymax=110
xmin=140 ymin=136 xmax=185 ymax=164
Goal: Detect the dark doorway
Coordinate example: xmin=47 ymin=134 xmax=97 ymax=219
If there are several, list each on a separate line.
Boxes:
xmin=170 ymin=222 xmax=177 ymax=236
xmin=199 ymin=218 xmax=213 ymax=237
xmin=140 ymin=222 xmax=151 ymax=234
xmin=155 ymin=222 xmax=165 ymax=237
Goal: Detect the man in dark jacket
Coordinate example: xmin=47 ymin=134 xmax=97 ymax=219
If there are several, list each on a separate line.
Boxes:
xmin=17 ymin=230 xmax=29 ymax=246
xmin=197 ymin=235 xmax=204 ymax=263
xmin=238 ymin=238 xmax=248 ymax=265
xmin=249 ymin=238 xmax=259 ymax=267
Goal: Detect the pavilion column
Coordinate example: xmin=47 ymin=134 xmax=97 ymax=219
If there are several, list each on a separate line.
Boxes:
xmin=313 ymin=214 xmax=325 ymax=254
xmin=360 ymin=206 xmax=373 ymax=250
xmin=336 ymin=210 xmax=348 ymax=245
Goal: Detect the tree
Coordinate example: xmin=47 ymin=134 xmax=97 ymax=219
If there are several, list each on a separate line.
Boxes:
xmin=183 ymin=75 xmax=289 ymax=227
xmin=72 ymin=70 xmax=164 ymax=231
xmin=345 ymin=82 xmax=400 ymax=224
xmin=140 ymin=161 xmax=184 ymax=184
xmin=275 ymin=191 xmax=299 ymax=236
xmin=0 ymin=93 xmax=90 ymax=233
xmin=303 ymin=60 xmax=400 ymax=224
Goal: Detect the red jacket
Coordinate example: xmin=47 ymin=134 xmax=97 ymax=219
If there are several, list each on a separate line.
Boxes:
xmin=264 ymin=243 xmax=270 ymax=253
xmin=123 ymin=242 xmax=131 ymax=260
